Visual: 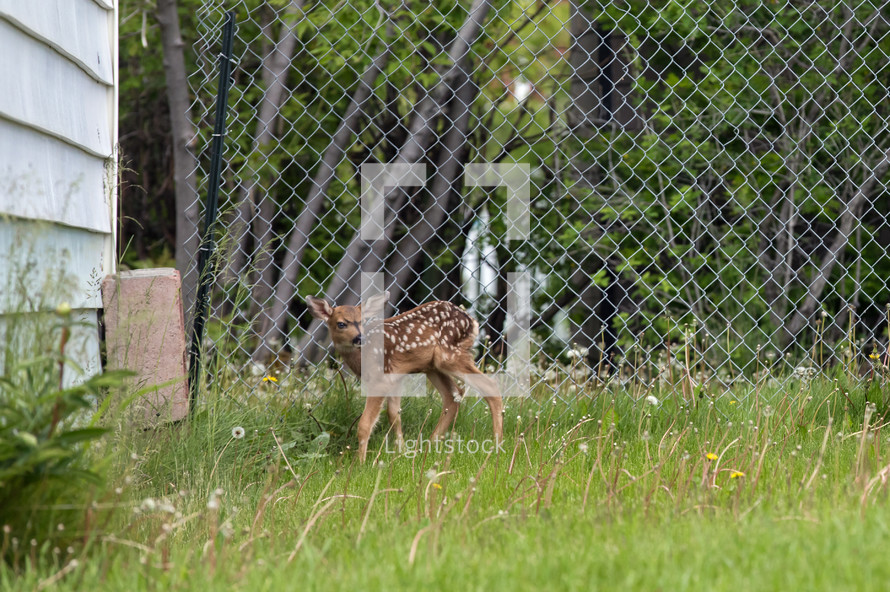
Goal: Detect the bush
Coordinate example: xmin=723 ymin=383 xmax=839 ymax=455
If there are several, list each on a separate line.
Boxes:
xmin=0 ymin=308 xmax=129 ymax=560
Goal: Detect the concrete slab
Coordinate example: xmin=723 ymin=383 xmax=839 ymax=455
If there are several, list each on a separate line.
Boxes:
xmin=101 ymin=268 xmax=189 ymax=425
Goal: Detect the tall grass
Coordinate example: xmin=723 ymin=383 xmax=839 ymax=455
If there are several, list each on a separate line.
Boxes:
xmin=3 ymin=353 xmax=890 ymax=590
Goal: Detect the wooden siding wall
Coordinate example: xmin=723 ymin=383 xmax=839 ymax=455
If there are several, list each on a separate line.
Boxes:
xmin=0 ymin=0 xmax=117 ymax=380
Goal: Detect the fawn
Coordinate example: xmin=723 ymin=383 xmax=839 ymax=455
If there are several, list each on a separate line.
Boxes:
xmin=306 ymin=293 xmax=503 ymax=462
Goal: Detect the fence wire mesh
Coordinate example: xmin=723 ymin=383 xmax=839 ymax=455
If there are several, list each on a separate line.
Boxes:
xmin=185 ymin=0 xmax=890 ymax=407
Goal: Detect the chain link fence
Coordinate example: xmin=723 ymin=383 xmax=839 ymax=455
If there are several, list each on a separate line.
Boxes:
xmin=185 ymin=0 xmax=890 ymax=406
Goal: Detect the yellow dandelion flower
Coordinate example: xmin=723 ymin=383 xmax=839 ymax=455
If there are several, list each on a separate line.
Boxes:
xmin=729 ymin=400 xmax=737 ymax=405
xmin=730 ymin=471 xmax=745 ymax=479
xmin=262 ymin=375 xmax=278 ymax=383
xmin=432 ymin=483 xmax=443 ymax=490
xmin=705 ymin=452 xmax=718 ymax=461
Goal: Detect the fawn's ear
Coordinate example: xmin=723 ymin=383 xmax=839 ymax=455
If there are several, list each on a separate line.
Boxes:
xmin=306 ymin=296 xmax=333 ymax=321
xmin=360 ymin=291 xmax=390 ymax=318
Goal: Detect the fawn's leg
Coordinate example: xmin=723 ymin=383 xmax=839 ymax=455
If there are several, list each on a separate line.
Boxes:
xmin=438 ymin=355 xmax=503 ymax=443
xmin=357 ymin=396 xmax=385 ymax=463
xmin=386 ymin=396 xmax=404 ymax=450
xmin=483 ymin=394 xmax=503 ymax=443
xmin=427 ymin=371 xmax=460 ymax=440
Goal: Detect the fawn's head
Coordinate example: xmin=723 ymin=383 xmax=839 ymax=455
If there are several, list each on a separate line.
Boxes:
xmin=306 ymin=292 xmax=388 ymax=352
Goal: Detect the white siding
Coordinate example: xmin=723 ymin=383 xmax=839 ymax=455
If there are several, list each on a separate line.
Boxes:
xmin=0 ymin=0 xmax=114 ymax=85
xmin=0 ymin=18 xmax=112 ymax=157
xmin=0 ymin=218 xmax=106 ymax=310
xmin=0 ymin=118 xmax=112 ymax=233
xmin=0 ymin=0 xmax=117 ymax=382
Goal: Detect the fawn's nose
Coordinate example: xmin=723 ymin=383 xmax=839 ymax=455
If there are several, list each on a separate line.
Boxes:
xmin=352 ymin=334 xmax=363 ymax=346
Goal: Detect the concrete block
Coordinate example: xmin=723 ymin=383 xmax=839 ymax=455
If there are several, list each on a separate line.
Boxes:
xmin=101 ymin=268 xmax=189 ymax=425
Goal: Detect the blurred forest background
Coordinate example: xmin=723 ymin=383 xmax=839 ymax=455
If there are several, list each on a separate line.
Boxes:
xmin=117 ymin=0 xmax=890 ymax=382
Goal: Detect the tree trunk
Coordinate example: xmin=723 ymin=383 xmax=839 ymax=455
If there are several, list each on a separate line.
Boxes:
xmin=156 ymin=0 xmax=200 ymax=328
xmin=251 ymin=35 xmax=395 ymax=362
xmin=386 ymin=61 xmax=477 ymax=308
xmin=785 ymin=146 xmax=890 ymax=340
xmin=242 ymin=3 xmax=304 ymax=338
xmin=290 ymin=0 xmax=495 ymax=365
xmin=223 ymin=3 xmax=303 ymax=289
xmin=566 ymin=1 xmax=616 ymax=361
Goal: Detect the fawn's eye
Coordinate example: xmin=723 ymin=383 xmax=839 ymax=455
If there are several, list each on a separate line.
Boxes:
xmin=336 ymin=322 xmax=347 ymax=329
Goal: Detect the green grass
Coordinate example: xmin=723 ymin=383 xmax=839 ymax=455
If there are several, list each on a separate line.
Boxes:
xmin=4 ymin=368 xmax=890 ymax=591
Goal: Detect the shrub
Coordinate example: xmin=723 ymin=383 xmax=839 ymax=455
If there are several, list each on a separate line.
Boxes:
xmin=0 ymin=308 xmax=129 ymax=559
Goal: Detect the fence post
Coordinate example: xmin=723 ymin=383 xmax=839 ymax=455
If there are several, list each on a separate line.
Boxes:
xmin=188 ymin=11 xmax=236 ymax=412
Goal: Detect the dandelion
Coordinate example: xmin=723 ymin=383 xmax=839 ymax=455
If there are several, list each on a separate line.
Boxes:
xmin=432 ymin=483 xmax=443 ymax=490
xmin=578 ymin=442 xmax=589 ymax=454
xmin=645 ymin=395 xmax=659 ymax=406
xmin=262 ymin=375 xmax=278 ymax=383
xmin=762 ymin=405 xmax=774 ymax=418
xmin=729 ymin=400 xmax=737 ymax=405
xmin=567 ymin=345 xmax=589 ymax=359
xmin=425 ymin=469 xmax=438 ymax=483
xmin=705 ymin=452 xmax=718 ymax=461
xmin=793 ymin=366 xmax=816 ymax=383
xmin=231 ymin=426 xmax=245 ymax=439
xmin=730 ymin=471 xmax=744 ymax=479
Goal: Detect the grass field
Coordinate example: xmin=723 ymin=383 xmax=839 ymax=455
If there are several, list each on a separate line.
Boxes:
xmin=5 ymin=366 xmax=890 ymax=591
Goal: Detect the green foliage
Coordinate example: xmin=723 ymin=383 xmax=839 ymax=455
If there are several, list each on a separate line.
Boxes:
xmin=515 ymin=0 xmax=890 ymax=366
xmin=5 ymin=366 xmax=890 ymax=589
xmin=0 ymin=312 xmax=130 ymax=559
xmin=119 ymin=0 xmax=889 ymax=375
